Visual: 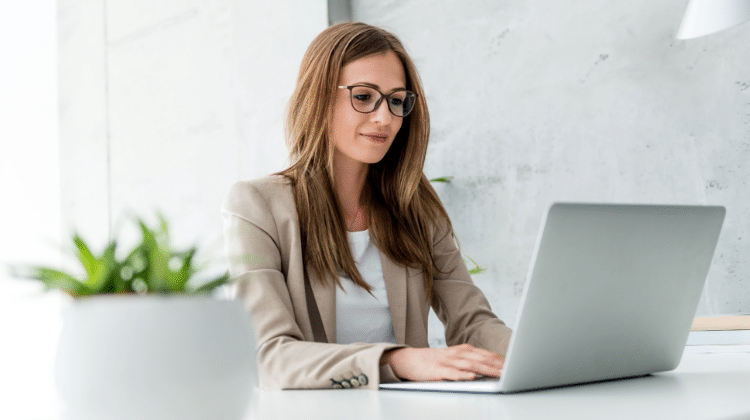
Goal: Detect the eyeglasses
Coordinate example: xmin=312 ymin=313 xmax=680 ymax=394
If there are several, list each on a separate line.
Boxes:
xmin=338 ymin=85 xmax=418 ymax=117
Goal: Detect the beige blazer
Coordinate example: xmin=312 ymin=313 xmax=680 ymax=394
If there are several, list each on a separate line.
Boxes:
xmin=222 ymin=175 xmax=512 ymax=390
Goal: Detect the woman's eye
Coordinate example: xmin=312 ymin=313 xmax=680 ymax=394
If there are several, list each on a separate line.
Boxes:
xmin=389 ymin=98 xmax=403 ymax=106
xmin=353 ymin=94 xmax=372 ymax=102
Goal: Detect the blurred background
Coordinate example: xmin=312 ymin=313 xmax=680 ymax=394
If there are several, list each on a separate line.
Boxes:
xmin=2 ymin=1 xmax=748 ymax=418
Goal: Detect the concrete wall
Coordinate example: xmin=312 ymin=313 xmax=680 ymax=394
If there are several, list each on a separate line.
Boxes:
xmin=59 ymin=0 xmax=327 ymax=259
xmin=353 ymin=0 xmax=750 ymax=345
xmin=57 ymin=0 xmax=748 ymax=349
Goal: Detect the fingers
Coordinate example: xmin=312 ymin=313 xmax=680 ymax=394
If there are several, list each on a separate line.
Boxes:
xmin=442 ymin=344 xmax=504 ymax=378
xmin=384 ymin=345 xmax=505 ymax=382
xmin=452 ymin=343 xmax=504 ymax=363
xmin=440 ymin=367 xmax=478 ymax=381
xmin=447 ymin=358 xmax=501 ymax=378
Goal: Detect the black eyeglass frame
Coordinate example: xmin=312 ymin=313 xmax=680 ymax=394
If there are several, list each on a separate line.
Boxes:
xmin=337 ymin=85 xmax=418 ymax=117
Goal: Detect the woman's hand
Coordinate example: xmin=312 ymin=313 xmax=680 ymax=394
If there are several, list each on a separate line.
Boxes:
xmin=381 ymin=344 xmax=504 ymax=381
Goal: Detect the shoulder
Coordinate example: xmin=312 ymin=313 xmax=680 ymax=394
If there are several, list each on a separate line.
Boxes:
xmin=222 ymin=174 xmax=296 ymax=219
xmin=226 ymin=174 xmax=293 ymax=200
xmin=428 ymin=212 xmax=453 ymax=245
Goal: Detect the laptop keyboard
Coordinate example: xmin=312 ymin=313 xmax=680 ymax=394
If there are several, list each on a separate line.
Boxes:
xmin=447 ymin=375 xmax=501 ymax=383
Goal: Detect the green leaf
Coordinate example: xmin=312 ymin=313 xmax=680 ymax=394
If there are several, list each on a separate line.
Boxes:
xmin=465 ymin=256 xmax=486 ymax=275
xmin=70 ymin=234 xmax=122 ymax=294
xmin=429 ymin=176 xmax=454 ymax=183
xmin=84 ymin=239 xmax=120 ymax=293
xmin=10 ymin=265 xmax=92 ymax=297
xmin=468 ymin=266 xmax=487 ymax=275
xmin=157 ymin=213 xmax=169 ymax=243
xmin=192 ymin=272 xmax=230 ymax=294
xmin=138 ymin=218 xmax=170 ymax=292
xmin=73 ymin=234 xmax=98 ymax=279
xmin=170 ymin=248 xmax=197 ymax=292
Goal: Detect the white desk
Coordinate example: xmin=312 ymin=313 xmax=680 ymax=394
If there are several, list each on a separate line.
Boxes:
xmin=37 ymin=348 xmax=750 ymax=420
xmin=247 ymin=348 xmax=750 ymax=420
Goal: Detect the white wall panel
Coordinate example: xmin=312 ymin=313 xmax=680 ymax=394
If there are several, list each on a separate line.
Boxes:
xmin=60 ymin=0 xmax=327 ymax=260
xmin=59 ymin=0 xmax=110 ymax=247
xmin=1 ymin=1 xmax=62 ymax=418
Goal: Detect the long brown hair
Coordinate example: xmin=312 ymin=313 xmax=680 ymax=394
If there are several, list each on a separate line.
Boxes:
xmin=275 ymin=22 xmax=453 ymax=301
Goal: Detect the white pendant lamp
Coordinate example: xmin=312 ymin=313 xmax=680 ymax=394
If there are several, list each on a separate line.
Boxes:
xmin=677 ymin=0 xmax=750 ymax=39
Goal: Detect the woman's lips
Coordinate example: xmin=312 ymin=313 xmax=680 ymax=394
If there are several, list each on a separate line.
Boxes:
xmin=362 ymin=133 xmax=388 ymax=143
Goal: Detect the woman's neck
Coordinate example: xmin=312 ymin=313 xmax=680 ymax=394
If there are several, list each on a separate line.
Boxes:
xmin=333 ymin=153 xmax=368 ymax=231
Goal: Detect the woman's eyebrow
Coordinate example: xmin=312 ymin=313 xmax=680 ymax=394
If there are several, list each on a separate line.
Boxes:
xmin=351 ymin=81 xmax=407 ymax=93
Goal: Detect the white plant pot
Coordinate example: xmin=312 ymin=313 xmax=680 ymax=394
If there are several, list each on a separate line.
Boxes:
xmin=55 ymin=295 xmax=256 ymax=420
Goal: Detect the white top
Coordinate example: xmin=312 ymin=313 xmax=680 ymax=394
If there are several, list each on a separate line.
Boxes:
xmin=335 ymin=229 xmax=397 ymax=345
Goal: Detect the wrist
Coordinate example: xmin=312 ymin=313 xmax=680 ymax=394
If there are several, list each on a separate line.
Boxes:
xmin=380 ymin=347 xmax=407 ymax=366
xmin=380 ymin=348 xmax=396 ymax=366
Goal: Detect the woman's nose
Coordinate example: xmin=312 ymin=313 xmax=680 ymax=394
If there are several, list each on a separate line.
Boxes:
xmin=371 ymin=98 xmax=394 ymax=124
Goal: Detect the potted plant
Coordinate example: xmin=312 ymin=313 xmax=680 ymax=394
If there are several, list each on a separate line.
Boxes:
xmin=10 ymin=214 xmax=255 ymax=420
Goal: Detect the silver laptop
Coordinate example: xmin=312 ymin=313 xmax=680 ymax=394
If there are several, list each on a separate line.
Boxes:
xmin=380 ymin=203 xmax=725 ymax=393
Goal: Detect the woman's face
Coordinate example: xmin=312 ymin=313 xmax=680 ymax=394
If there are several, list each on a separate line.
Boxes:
xmin=330 ymin=50 xmax=406 ymax=169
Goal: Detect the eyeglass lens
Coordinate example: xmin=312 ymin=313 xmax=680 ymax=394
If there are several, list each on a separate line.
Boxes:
xmin=349 ymin=86 xmax=416 ymax=117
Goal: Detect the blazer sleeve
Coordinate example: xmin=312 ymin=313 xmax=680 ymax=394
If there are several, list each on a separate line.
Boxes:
xmin=430 ymin=220 xmax=513 ymax=355
xmin=221 ymin=181 xmax=403 ymax=390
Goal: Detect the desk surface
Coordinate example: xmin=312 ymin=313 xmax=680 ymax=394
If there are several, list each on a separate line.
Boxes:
xmin=247 ymin=349 xmax=750 ymax=420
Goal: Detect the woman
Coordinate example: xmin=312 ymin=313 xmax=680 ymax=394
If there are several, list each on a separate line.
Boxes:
xmin=222 ymin=22 xmax=512 ymax=390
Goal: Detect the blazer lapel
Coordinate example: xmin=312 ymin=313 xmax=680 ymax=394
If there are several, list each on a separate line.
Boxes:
xmin=380 ymin=249 xmax=407 ymax=345
xmin=308 ymin=270 xmax=336 ymax=343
